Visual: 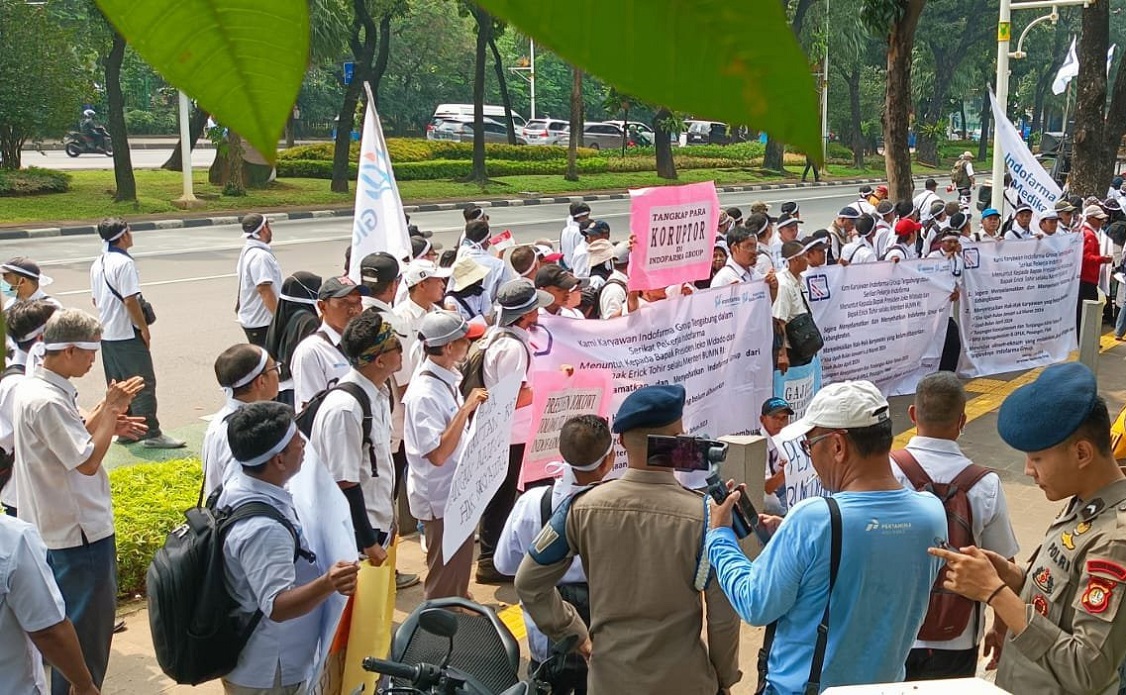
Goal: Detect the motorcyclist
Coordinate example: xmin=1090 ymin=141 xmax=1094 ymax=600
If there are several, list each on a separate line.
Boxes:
xmin=80 ymin=109 xmax=109 ymax=151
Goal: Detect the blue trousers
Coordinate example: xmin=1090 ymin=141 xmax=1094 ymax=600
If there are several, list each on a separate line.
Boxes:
xmin=46 ymin=535 xmax=117 ymax=695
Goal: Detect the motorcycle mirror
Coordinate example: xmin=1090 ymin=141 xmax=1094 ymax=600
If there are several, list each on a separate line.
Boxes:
xmin=418 ymin=608 xmax=458 ymax=639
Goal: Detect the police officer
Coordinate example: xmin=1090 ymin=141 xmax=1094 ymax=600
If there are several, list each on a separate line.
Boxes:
xmin=932 ymin=362 xmax=1126 ymax=695
xmin=514 ymin=384 xmax=742 ymax=695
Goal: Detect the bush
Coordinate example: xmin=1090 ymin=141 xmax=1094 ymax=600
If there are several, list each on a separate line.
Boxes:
xmin=111 ymin=459 xmax=200 ymax=597
xmin=827 ymin=142 xmax=854 ymax=161
xmin=123 ymin=109 xmax=177 ymax=135
xmin=276 ymin=139 xmax=600 ymax=165
xmin=0 ymin=167 xmax=71 ymax=196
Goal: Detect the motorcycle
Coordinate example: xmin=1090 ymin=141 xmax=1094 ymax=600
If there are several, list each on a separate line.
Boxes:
xmin=64 ymin=130 xmax=113 ymax=157
xmin=357 ymin=597 xmax=576 ymax=695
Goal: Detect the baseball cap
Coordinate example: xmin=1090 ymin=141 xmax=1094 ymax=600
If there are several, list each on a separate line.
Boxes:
xmin=418 ymin=310 xmax=484 ymax=347
xmin=403 ymin=260 xmax=452 ymax=288
xmin=583 ymin=220 xmax=611 ymax=237
xmin=894 ymin=219 xmax=923 ymax=237
xmin=1015 ymin=203 xmax=1034 ymax=214
xmin=497 ymin=279 xmax=554 ymax=326
xmin=1 ymin=257 xmax=52 ymax=286
xmin=449 ymin=255 xmax=490 ymax=293
xmin=1085 ymin=205 xmax=1109 ymax=219
xmin=779 ymin=380 xmax=890 ymax=441
xmin=318 ymin=275 xmax=370 ymax=300
xmin=535 ymin=264 xmax=587 ymax=291
xmin=611 ymin=241 xmax=631 ymax=265
xmin=837 ymin=206 xmax=860 ymax=219
xmin=1054 ymin=200 xmax=1076 ymax=213
xmin=982 ymin=207 xmax=1001 ymax=219
xmin=762 ymin=397 xmax=795 ymax=416
xmin=875 ymin=185 xmax=889 ymax=197
xmin=1039 ymin=210 xmax=1059 ymax=221
xmin=359 ymin=252 xmax=400 ymax=285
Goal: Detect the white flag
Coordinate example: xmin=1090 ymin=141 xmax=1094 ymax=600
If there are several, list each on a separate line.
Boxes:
xmin=1052 ymin=37 xmax=1078 ymax=95
xmin=1109 ymin=45 xmax=1117 ymax=76
xmin=348 ymin=83 xmax=412 ymax=283
xmin=989 ymin=89 xmax=1061 ymax=215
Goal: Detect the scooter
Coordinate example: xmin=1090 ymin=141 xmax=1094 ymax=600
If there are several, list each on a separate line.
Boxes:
xmin=63 ymin=130 xmax=113 ymax=157
xmin=357 ymin=597 xmax=576 ymax=695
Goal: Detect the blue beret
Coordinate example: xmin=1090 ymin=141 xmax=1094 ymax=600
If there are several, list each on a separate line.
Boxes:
xmin=612 ymin=385 xmax=686 ymax=434
xmin=998 ymin=362 xmax=1098 ymax=452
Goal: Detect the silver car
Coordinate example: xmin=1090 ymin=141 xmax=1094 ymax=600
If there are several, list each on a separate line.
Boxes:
xmin=578 ymin=121 xmax=652 ymax=150
xmin=522 ymin=118 xmax=570 ymax=146
xmin=431 ymin=116 xmax=527 ymax=145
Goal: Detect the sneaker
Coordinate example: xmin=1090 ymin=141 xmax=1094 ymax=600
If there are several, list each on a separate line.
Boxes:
xmin=475 ymin=560 xmax=513 ymax=585
xmin=114 ymin=436 xmax=141 ymax=445
xmin=141 ymin=433 xmax=186 ymax=449
xmin=395 ymin=571 xmax=420 ymax=590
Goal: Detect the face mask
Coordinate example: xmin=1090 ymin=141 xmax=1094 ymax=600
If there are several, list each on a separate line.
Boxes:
xmin=1 ymin=280 xmax=15 ymax=299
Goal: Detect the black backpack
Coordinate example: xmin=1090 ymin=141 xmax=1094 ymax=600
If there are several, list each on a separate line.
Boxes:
xmin=0 ymin=363 xmax=26 ymax=492
xmin=147 ymin=488 xmax=313 ymax=684
xmin=295 ymin=380 xmax=373 ymax=455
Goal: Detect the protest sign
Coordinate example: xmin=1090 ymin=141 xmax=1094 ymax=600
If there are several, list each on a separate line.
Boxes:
xmin=771 ymin=358 xmax=827 ymax=507
xmin=773 ymin=355 xmax=822 ymax=420
xmin=806 ymin=259 xmax=956 ymax=396
xmin=522 ymin=369 xmax=614 ymax=487
xmin=957 ymin=235 xmax=1081 ymax=378
xmin=442 ymin=373 xmax=522 ymax=563
xmin=989 ymin=89 xmax=1061 ymax=215
xmin=532 ymin=283 xmax=774 ymax=481
xmin=628 ymin=181 xmax=719 ymax=291
xmin=778 ymin=435 xmax=829 ymax=508
xmin=489 ymin=229 xmax=515 ymax=251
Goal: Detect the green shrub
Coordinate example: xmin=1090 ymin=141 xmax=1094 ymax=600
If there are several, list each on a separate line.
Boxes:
xmin=275 ymin=158 xmax=357 ymax=179
xmin=276 ymin=139 xmax=600 ymax=165
xmin=0 ymin=167 xmax=71 ymax=196
xmin=111 ymin=458 xmax=201 ymax=597
xmin=827 ymin=142 xmax=853 ymax=161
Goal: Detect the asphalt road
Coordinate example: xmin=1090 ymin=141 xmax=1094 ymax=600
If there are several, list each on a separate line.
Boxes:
xmin=10 ymin=183 xmax=865 ymax=429
xmin=19 ymin=147 xmax=216 ymax=171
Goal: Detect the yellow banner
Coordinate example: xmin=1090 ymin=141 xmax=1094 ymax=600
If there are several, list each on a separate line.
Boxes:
xmin=998 ymin=22 xmax=1011 ymax=42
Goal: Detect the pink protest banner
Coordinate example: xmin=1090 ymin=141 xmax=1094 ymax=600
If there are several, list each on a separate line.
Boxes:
xmin=521 ymin=369 xmax=613 ymax=487
xmin=628 ymin=181 xmax=719 ymax=291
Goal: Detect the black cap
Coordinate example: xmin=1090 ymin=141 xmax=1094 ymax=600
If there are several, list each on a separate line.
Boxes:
xmin=583 ymin=220 xmax=611 ymax=237
xmin=535 ymin=264 xmax=587 ymax=291
xmin=359 ymin=252 xmax=400 ymax=285
xmin=318 ymin=275 xmax=370 ymax=300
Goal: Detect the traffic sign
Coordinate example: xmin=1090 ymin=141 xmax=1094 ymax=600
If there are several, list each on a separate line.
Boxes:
xmin=343 ymin=61 xmax=355 ymax=85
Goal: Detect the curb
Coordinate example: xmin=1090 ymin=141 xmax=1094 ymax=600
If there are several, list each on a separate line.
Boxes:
xmin=0 ymin=176 xmax=928 ymax=241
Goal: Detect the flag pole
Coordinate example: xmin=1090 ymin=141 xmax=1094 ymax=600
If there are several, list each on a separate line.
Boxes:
xmin=1061 ymin=80 xmax=1072 ymax=135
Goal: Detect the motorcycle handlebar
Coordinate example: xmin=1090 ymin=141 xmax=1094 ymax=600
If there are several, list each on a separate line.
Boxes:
xmin=361 ymin=657 xmax=420 ymax=682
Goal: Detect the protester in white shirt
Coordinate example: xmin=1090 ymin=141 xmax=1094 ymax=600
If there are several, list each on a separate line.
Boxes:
xmin=948 ymin=212 xmax=973 ymax=240
xmin=12 ymin=308 xmax=145 ymax=695
xmin=913 ymin=179 xmax=942 ymax=221
xmin=0 ymin=300 xmax=58 ymax=517
xmin=403 ymin=311 xmax=488 ymax=600
xmin=1003 ymin=205 xmax=1036 ymax=240
xmin=890 ymin=373 xmax=1019 ymax=680
xmin=394 ymin=236 xmax=443 ymax=306
xmin=477 ymin=281 xmax=553 ymax=584
xmin=394 ymin=261 xmax=450 ymax=391
xmin=1 ymin=257 xmax=60 ymax=311
xmin=746 ymin=213 xmax=778 ymax=275
xmin=583 ymin=238 xmax=615 ymax=292
xmin=90 ymin=218 xmax=183 ymax=448
xmin=235 ymin=213 xmax=283 ymax=347
xmin=443 ymin=255 xmax=492 ymax=322
xmin=494 ymin=415 xmax=615 ymax=688
xmin=1036 ymin=209 xmax=1061 ymax=237
xmin=855 ymin=185 xmax=878 ymax=216
xmin=290 ymin=276 xmax=365 ymax=408
xmin=927 ymin=230 xmax=965 ymax=372
xmin=458 ymin=220 xmax=512 ymax=309
xmin=202 ymin=344 xmax=281 ymax=497
xmin=560 ymin=202 xmax=591 ymax=270
xmin=827 ymin=207 xmax=860 ymax=264
xmin=840 ymin=215 xmax=879 ymax=264
xmin=971 ymin=208 xmax=1002 ymax=243
xmin=774 ymin=215 xmax=803 ymax=264
xmin=598 ymin=243 xmax=631 ymax=319
xmin=535 ymin=265 xmax=587 ymax=319
xmin=873 ymin=201 xmax=896 ymax=259
xmin=0 ymin=514 xmax=99 ymax=695
xmin=571 ymin=219 xmax=611 ymax=280
xmin=884 ymin=220 xmax=921 ymax=262
xmin=757 ymin=398 xmax=794 ymax=516
xmin=710 ymin=226 xmax=779 ymax=303
xmin=219 ymin=402 xmax=359 ymax=694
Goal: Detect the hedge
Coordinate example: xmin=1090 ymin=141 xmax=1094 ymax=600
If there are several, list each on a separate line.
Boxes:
xmin=111 ymin=459 xmax=200 ymax=597
xmin=277 ymin=139 xmax=600 ymax=164
xmin=0 ymin=167 xmax=71 ymax=196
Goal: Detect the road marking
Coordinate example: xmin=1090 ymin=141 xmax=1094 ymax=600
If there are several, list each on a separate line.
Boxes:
xmin=53 ymin=273 xmax=237 ymax=296
xmin=498 ymin=604 xmax=527 ymax=641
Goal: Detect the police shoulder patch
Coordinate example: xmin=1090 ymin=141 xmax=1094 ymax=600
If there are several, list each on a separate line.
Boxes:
xmin=528 ymin=489 xmax=589 ymax=566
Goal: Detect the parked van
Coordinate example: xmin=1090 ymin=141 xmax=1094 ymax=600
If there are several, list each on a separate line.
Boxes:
xmin=427 ymin=104 xmax=526 ymax=137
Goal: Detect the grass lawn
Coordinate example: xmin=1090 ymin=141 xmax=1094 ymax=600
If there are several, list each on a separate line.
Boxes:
xmin=0 ymin=161 xmax=941 ymax=228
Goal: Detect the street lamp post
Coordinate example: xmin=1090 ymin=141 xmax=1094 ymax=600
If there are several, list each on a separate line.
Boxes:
xmin=175 ymin=90 xmax=196 ymax=206
xmin=990 ymin=0 xmax=1091 ymax=212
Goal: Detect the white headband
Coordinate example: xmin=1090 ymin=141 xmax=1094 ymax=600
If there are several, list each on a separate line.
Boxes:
xmin=279 ymin=293 xmax=318 ymax=306
xmin=245 ymin=217 xmax=267 ymax=239
xmin=15 ymin=324 xmax=46 ymax=344
xmin=222 ymin=348 xmax=269 ymax=397
xmin=237 ymin=422 xmax=297 ymax=468
xmin=104 ymin=228 xmax=128 ymax=243
xmin=566 ymin=439 xmax=615 ymax=472
xmin=43 ymin=341 xmax=100 ymax=351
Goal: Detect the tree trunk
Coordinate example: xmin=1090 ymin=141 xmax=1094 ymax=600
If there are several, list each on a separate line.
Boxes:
xmin=566 ymin=68 xmax=582 ymax=181
xmin=224 ymin=130 xmax=245 ymax=196
xmin=790 ymin=0 xmax=817 ymax=36
xmin=763 ymin=137 xmax=785 ymax=171
xmin=654 ymin=108 xmax=676 ymax=180
xmin=0 ymin=129 xmax=23 ymax=170
xmin=621 ymin=104 xmax=629 ymax=158
xmin=977 ymin=89 xmax=990 ymax=162
xmin=1069 ymin=0 xmax=1114 ymax=197
xmin=848 ymin=66 xmax=864 ymax=169
xmin=488 ymin=34 xmax=518 ymax=145
xmin=105 ymin=31 xmax=136 ymax=202
xmin=332 ymin=0 xmax=378 ymax=193
xmin=882 ymin=0 xmax=926 ymax=201
xmin=161 ymin=106 xmax=209 ymax=171
xmin=371 ymin=12 xmax=393 ymax=107
xmin=959 ymin=101 xmax=967 ymax=140
xmin=469 ymin=8 xmax=490 ymax=182
xmin=915 ymin=132 xmax=939 ymax=167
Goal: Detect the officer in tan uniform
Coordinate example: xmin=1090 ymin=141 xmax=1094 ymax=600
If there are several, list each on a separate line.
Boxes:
xmin=933 ymin=362 xmax=1126 ymax=694
xmin=514 ymin=384 xmax=742 ymax=694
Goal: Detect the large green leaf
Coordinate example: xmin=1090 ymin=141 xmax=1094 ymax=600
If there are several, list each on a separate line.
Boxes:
xmin=476 ymin=0 xmax=823 ymax=160
xmin=95 ymin=0 xmax=309 ymax=162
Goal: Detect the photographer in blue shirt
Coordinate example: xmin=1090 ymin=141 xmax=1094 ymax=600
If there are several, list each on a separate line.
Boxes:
xmin=707 ymin=380 xmax=946 ymax=694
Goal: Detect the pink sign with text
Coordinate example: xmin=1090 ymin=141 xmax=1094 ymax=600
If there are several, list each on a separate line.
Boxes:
xmin=520 ymin=369 xmax=613 ymax=487
xmin=628 ymin=181 xmax=719 ymax=291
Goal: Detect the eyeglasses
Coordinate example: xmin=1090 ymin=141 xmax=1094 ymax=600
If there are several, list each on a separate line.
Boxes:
xmin=800 ymin=431 xmax=837 ymax=455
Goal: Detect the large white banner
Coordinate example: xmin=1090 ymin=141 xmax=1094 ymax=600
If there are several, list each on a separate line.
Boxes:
xmin=957 ymin=235 xmax=1081 ymax=378
xmin=442 ymin=373 xmax=522 ymax=562
xmin=989 ymin=89 xmax=1061 ymax=216
xmin=532 ymin=283 xmax=774 ymax=483
xmin=348 ymin=83 xmax=412 ymax=283
xmin=805 ymin=259 xmax=956 ymax=396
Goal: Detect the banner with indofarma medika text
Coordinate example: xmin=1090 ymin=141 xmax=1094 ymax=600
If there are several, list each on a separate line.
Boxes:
xmin=531 ymin=283 xmax=774 ymax=481
xmin=989 ymin=89 xmax=1061 ymax=215
xmin=628 ymin=181 xmax=719 ymax=291
xmin=957 ymin=235 xmax=1081 ymax=378
xmin=805 ymin=259 xmax=956 ymax=396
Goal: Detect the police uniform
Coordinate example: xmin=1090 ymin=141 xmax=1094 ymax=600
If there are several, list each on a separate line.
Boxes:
xmin=514 ymin=385 xmax=742 ymax=695
xmin=994 ymin=363 xmax=1126 ymax=694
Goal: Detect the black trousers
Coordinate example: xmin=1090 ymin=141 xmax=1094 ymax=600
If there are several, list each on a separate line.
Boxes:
xmin=529 ymin=657 xmax=588 ymax=695
xmin=802 ymin=161 xmax=820 ymax=182
xmin=241 ymin=325 xmax=269 ymax=348
xmin=1079 ymin=281 xmax=1100 ymax=336
xmin=101 ymin=332 xmax=161 ymax=437
xmin=392 ymin=440 xmax=409 ymax=503
xmin=478 ymin=443 xmax=525 ymax=564
xmin=904 ymin=646 xmax=977 ymax=681
xmin=938 ymin=317 xmax=961 ymax=373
